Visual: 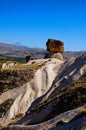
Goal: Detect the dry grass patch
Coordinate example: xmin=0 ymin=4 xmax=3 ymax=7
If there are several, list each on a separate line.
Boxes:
xmin=0 ymin=63 xmax=45 ymax=94
xmin=0 ymin=99 xmax=13 ymax=118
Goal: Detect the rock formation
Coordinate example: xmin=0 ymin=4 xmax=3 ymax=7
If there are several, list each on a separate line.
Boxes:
xmin=46 ymin=39 xmax=64 ymax=53
xmin=0 ymin=58 xmax=63 ymax=127
xmin=0 ymin=53 xmax=86 ymax=130
xmin=44 ymin=39 xmax=64 ymax=60
xmin=26 ymin=55 xmax=33 ymax=62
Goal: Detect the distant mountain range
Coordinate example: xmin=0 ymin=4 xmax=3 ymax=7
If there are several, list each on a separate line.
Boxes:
xmin=0 ymin=43 xmax=46 ymax=59
xmin=0 ymin=43 xmax=85 ymax=59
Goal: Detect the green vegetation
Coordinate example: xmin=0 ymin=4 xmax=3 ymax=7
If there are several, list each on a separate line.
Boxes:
xmin=0 ymin=57 xmax=26 ymax=63
xmin=0 ymin=56 xmax=26 ymax=70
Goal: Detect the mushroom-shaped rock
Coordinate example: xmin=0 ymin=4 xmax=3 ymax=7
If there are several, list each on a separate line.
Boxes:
xmin=46 ymin=39 xmax=64 ymax=53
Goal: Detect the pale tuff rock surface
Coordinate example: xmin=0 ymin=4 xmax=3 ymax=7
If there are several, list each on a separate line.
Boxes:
xmin=0 ymin=105 xmax=86 ymax=130
xmin=44 ymin=52 xmax=64 ymax=61
xmin=0 ymin=53 xmax=86 ymax=130
xmin=0 ymin=58 xmax=63 ymax=127
xmin=13 ymin=54 xmax=86 ymax=127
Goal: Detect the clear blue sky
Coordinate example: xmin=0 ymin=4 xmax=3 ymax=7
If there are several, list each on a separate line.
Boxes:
xmin=0 ymin=0 xmax=86 ymax=51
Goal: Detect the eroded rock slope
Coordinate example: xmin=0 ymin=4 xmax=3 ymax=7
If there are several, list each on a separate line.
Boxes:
xmin=0 ymin=53 xmax=86 ymax=130
xmin=0 ymin=58 xmax=63 ymax=127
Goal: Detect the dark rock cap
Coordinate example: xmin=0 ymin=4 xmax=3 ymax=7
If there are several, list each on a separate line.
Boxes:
xmin=46 ymin=39 xmax=64 ymax=53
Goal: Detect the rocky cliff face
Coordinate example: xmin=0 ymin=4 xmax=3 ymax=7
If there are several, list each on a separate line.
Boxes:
xmin=0 ymin=53 xmax=86 ymax=130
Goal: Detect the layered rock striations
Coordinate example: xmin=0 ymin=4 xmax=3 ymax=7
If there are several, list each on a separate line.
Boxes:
xmin=0 ymin=58 xmax=63 ymax=127
xmin=0 ymin=53 xmax=86 ymax=130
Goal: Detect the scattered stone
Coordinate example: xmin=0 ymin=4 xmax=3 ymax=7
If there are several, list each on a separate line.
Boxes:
xmin=2 ymin=62 xmax=17 ymax=69
xmin=26 ymin=55 xmax=33 ymax=62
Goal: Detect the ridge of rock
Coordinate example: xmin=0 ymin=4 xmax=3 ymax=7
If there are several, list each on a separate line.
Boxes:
xmin=0 ymin=58 xmax=63 ymax=127
xmin=0 ymin=53 xmax=86 ymax=130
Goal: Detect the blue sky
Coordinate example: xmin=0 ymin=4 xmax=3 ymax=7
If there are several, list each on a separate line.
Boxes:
xmin=0 ymin=0 xmax=86 ymax=51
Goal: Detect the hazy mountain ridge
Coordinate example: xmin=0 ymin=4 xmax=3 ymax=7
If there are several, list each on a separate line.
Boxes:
xmin=0 ymin=43 xmax=85 ymax=59
xmin=0 ymin=43 xmax=46 ymax=59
